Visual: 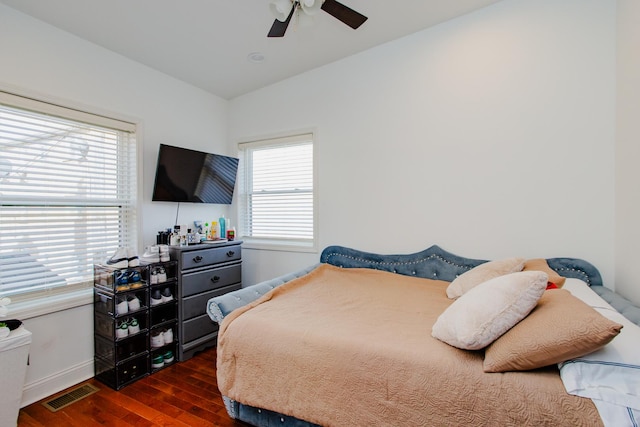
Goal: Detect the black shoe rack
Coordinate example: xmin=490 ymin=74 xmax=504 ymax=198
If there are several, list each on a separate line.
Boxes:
xmin=93 ymin=260 xmax=178 ymax=390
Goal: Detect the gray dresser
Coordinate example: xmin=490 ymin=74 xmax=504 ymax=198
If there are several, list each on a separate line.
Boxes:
xmin=169 ymin=241 xmax=242 ymax=360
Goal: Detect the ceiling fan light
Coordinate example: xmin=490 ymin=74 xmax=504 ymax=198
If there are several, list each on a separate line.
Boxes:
xmin=300 ymin=0 xmax=323 ymax=16
xmin=269 ymin=0 xmax=293 ymax=22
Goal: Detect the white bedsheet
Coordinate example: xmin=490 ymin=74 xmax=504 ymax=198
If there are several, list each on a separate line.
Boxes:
xmin=561 ymin=279 xmax=640 ymax=427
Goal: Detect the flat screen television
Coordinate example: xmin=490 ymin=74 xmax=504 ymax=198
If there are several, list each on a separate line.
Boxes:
xmin=152 ymin=144 xmax=239 ymax=204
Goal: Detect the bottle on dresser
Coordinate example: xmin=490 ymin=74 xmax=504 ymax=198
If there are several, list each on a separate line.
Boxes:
xmin=210 ymin=221 xmax=218 ymax=240
xmin=218 ymin=216 xmax=226 ymax=240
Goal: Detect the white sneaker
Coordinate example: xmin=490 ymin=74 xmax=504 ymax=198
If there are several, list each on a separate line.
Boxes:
xmin=150 ymin=330 xmax=164 ymax=348
xmin=157 ymin=267 xmax=167 ymax=283
xmin=163 ymin=327 xmax=174 ymax=344
xmin=163 ymin=350 xmax=174 ymax=364
xmin=127 ymin=247 xmax=140 ymax=267
xmin=161 ymin=287 xmax=173 ymax=303
xmin=116 ymin=298 xmax=128 ymax=315
xmin=150 ymin=268 xmax=158 ymax=285
xmin=116 ymin=321 xmax=129 ymax=339
xmin=150 ymin=289 xmax=163 ymax=306
xmin=128 ymin=318 xmax=140 ymax=334
xmin=159 ymin=245 xmax=169 ymax=262
xmin=151 ymin=354 xmax=165 ymax=369
xmin=106 ymin=247 xmax=128 ymax=269
xmin=127 ymin=295 xmax=141 ymax=311
xmin=141 ymin=245 xmax=160 ymax=263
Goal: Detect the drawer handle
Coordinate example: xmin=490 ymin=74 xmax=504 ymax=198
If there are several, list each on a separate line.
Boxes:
xmin=211 ymin=275 xmax=221 ymax=283
xmin=193 ymin=255 xmax=203 ymax=263
xmin=226 ymin=251 xmax=235 ymax=257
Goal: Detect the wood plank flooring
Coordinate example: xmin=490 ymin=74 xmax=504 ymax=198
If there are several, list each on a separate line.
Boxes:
xmin=18 ymin=347 xmax=247 ymax=427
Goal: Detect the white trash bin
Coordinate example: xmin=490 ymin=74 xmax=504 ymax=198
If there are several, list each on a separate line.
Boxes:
xmin=0 ymin=325 xmax=32 ymax=427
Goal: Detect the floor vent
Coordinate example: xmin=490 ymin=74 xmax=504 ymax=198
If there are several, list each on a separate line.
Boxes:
xmin=42 ymin=383 xmax=100 ymax=412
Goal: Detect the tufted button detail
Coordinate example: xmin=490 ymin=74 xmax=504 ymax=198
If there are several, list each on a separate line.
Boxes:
xmin=412 ymin=271 xmax=416 ymax=275
xmin=257 ymin=409 xmax=262 ymax=413
xmin=433 ymin=272 xmax=437 ymax=277
xmin=280 ymin=417 xmax=285 ymax=423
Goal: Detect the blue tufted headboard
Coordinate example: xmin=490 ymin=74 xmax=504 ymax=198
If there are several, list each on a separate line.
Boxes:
xmin=208 ymin=244 xmax=611 ymax=325
xmin=320 ymin=244 xmax=603 ymax=287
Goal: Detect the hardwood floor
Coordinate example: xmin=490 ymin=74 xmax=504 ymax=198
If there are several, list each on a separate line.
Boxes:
xmin=18 ymin=347 xmax=247 ymax=427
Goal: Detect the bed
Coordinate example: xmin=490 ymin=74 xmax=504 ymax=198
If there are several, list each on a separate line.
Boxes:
xmin=207 ymin=245 xmax=640 ymax=427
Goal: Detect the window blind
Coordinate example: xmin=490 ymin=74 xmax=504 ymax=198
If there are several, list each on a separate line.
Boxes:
xmin=0 ymin=91 xmax=137 ymax=298
xmin=238 ymin=133 xmax=315 ymax=248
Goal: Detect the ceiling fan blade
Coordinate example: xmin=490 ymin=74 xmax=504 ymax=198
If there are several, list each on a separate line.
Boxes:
xmin=320 ymin=0 xmax=368 ymax=29
xmin=268 ymin=5 xmax=296 ymax=37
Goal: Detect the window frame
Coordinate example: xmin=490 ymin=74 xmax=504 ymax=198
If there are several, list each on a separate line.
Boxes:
xmin=237 ymin=131 xmax=318 ymax=253
xmin=0 ymin=89 xmax=141 ymax=317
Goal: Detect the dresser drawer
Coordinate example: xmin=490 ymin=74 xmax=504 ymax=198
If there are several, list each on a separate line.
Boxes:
xmin=180 ymin=245 xmax=241 ymax=270
xmin=183 ymin=283 xmax=241 ymax=320
xmin=182 ymin=313 xmax=219 ymax=343
xmin=182 ymin=263 xmax=241 ymax=297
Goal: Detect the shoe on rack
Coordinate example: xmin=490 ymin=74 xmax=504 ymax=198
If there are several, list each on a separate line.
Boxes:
xmin=127 ymin=295 xmax=141 ymax=311
xmin=150 ymin=268 xmax=159 ymax=285
xmin=128 ymin=317 xmax=140 ymax=334
xmin=163 ymin=350 xmax=174 ymax=364
xmin=116 ymin=320 xmax=129 ymax=339
xmin=141 ymin=245 xmax=160 ymax=264
xmin=161 ymin=287 xmax=173 ymax=303
xmin=163 ymin=327 xmax=174 ymax=344
xmin=127 ymin=270 xmax=143 ymax=289
xmin=127 ymin=247 xmax=140 ymax=267
xmin=159 ymin=245 xmax=170 ymax=262
xmin=106 ymin=247 xmax=128 ymax=269
xmin=151 ymin=354 xmax=164 ymax=369
xmin=150 ymin=330 xmax=164 ymax=348
xmin=115 ymin=270 xmax=129 ymax=292
xmin=157 ymin=267 xmax=167 ymax=284
xmin=150 ymin=289 xmax=163 ymax=306
xmin=116 ymin=297 xmax=128 ymax=315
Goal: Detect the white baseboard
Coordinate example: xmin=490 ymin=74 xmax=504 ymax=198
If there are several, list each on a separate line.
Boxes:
xmin=21 ymin=359 xmax=94 ymax=407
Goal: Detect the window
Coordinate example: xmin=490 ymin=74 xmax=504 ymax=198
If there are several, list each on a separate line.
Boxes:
xmin=0 ymin=91 xmax=137 ymax=300
xmin=238 ymin=133 xmax=316 ymax=251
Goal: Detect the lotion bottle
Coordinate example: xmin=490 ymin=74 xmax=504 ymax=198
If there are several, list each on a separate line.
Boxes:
xmin=219 ymin=216 xmax=226 ymax=240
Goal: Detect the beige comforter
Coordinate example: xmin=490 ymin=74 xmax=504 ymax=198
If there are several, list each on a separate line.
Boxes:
xmin=217 ymin=264 xmax=602 ymax=426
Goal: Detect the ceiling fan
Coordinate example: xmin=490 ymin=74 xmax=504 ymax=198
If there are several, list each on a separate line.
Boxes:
xmin=268 ymin=0 xmax=368 ymax=38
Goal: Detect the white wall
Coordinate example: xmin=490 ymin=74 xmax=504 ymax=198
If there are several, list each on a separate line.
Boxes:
xmin=0 ymin=3 xmax=231 ymax=405
xmin=231 ymin=0 xmax=617 ymax=289
xmin=615 ymin=0 xmax=640 ymax=305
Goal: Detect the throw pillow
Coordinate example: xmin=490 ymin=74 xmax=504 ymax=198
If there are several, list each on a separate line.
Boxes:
xmin=446 ymin=257 xmax=525 ymax=299
xmin=522 ymin=258 xmax=566 ymax=287
xmin=432 ymin=271 xmax=547 ymax=350
xmin=483 ymin=289 xmax=622 ymax=372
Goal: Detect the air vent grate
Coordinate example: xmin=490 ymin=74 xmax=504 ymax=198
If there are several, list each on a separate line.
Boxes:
xmin=41 ymin=383 xmax=100 ymax=412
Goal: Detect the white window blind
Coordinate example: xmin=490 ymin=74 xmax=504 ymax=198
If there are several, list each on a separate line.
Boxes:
xmin=0 ymin=91 xmax=137 ymax=298
xmin=238 ymin=133 xmax=315 ymax=249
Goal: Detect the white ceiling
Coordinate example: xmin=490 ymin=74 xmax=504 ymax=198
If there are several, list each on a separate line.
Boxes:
xmin=0 ymin=0 xmax=503 ymax=99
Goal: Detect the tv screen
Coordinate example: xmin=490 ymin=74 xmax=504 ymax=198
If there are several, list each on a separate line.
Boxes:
xmin=152 ymin=144 xmax=239 ymax=204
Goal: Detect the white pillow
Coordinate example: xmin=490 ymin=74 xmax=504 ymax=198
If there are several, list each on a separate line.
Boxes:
xmin=560 ymin=279 xmax=640 ymax=413
xmin=432 ymin=271 xmax=548 ymax=350
xmin=446 ymin=257 xmax=525 ymax=299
